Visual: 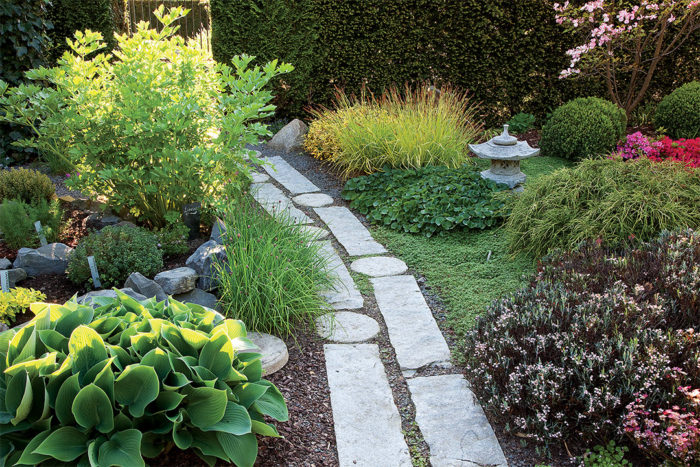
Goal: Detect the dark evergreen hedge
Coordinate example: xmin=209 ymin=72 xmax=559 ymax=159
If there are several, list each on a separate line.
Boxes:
xmin=48 ymin=0 xmax=116 ymax=62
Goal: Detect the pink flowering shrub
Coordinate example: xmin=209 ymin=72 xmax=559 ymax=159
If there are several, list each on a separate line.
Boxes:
xmin=463 ymin=229 xmax=700 ymax=453
xmin=616 ymin=131 xmax=662 ymax=160
xmin=616 ymin=132 xmax=700 ymax=167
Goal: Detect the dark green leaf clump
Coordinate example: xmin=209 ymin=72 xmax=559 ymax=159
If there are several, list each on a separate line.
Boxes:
xmin=654 ymin=80 xmax=700 ymax=139
xmin=342 ymin=166 xmax=508 ymax=236
xmin=0 ymin=291 xmax=287 ymax=467
xmin=0 ymin=198 xmax=62 ymax=249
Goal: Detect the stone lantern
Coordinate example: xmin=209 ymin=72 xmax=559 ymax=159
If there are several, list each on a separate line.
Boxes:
xmin=468 ymin=124 xmax=539 ymax=190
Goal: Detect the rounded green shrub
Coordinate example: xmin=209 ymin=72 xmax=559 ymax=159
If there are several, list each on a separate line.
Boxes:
xmin=0 ymin=168 xmax=55 ymax=204
xmin=505 ymin=157 xmax=700 ymax=257
xmin=67 ymin=225 xmax=163 ymax=287
xmin=654 ymin=81 xmax=700 ymax=139
xmin=540 ymin=97 xmax=626 ymax=160
xmin=0 ymin=291 xmax=288 ymax=466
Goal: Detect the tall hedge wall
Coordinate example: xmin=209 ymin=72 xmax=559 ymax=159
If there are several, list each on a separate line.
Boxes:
xmin=211 ymin=0 xmax=697 ymax=124
xmin=48 ymin=0 xmax=116 ymax=62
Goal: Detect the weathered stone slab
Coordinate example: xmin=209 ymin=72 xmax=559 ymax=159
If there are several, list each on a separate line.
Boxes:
xmin=13 ymin=243 xmax=72 ymax=276
xmin=293 ymin=193 xmax=333 ymax=207
xmin=314 ymin=207 xmax=386 ymax=256
xmin=6 ymin=268 xmax=27 ymax=287
xmin=210 ymin=218 xmax=227 ymax=244
xmin=186 ymin=240 xmax=227 ymax=291
xmin=318 ymin=241 xmax=363 ymax=310
xmin=251 ymin=183 xmax=312 ymax=224
xmin=316 ymin=311 xmax=380 ymax=343
xmin=124 ymin=272 xmax=167 ymax=302
xmin=325 ymin=344 xmax=412 ymax=467
xmin=350 ymin=256 xmax=408 ymax=277
xmin=251 ymin=172 xmax=270 ymax=183
xmin=371 ymin=275 xmax=450 ymax=370
xmin=408 ymin=374 xmax=507 ymax=467
xmin=300 ymin=225 xmax=330 ymax=240
xmin=263 ymin=156 xmax=320 ymax=195
xmin=173 ymin=288 xmax=220 ymax=312
xmin=154 ymin=267 xmax=198 ymax=295
xmin=0 ymin=258 xmax=11 ymax=270
xmin=267 ymin=119 xmax=308 ymax=153
xmin=240 ymin=332 xmax=289 ymax=375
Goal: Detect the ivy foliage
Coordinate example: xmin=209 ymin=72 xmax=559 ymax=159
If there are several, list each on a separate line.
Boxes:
xmin=342 ymin=165 xmax=509 ymax=237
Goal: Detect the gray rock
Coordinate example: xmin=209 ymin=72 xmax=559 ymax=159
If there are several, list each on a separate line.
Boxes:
xmin=13 ymin=243 xmax=73 ymax=276
xmin=266 ymin=119 xmax=308 ymax=153
xmin=154 ymin=267 xmax=197 ymax=295
xmin=262 ymin=156 xmax=320 ymax=195
xmin=0 ymin=258 xmax=11 ymax=270
xmin=186 ymin=240 xmax=227 ymax=291
xmin=114 ymin=221 xmax=137 ymax=229
xmin=250 ymin=183 xmax=313 ymax=225
xmin=77 ymin=288 xmax=148 ymax=307
xmin=6 ymin=268 xmax=27 ymax=287
xmin=101 ymin=215 xmax=121 ymax=227
xmin=0 ymin=322 xmax=8 ymax=333
xmin=292 ymin=193 xmax=333 ymax=207
xmin=250 ymin=172 xmax=270 ymax=183
xmin=173 ymin=288 xmax=220 ymax=311
xmin=240 ymin=332 xmax=289 ymax=376
xmin=124 ymin=272 xmax=167 ymax=302
xmin=210 ymin=218 xmax=227 ymax=244
xmin=314 ymin=206 xmax=387 ymax=256
xmin=350 ymin=256 xmax=408 ymax=277
xmin=316 ymin=311 xmax=380 ymax=343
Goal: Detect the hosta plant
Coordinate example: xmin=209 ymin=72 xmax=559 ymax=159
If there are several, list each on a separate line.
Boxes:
xmin=0 ymin=290 xmax=288 ymax=466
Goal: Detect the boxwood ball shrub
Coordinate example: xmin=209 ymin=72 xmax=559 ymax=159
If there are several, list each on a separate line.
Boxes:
xmin=654 ymin=81 xmax=700 ymax=139
xmin=505 ymin=157 xmax=700 ymax=257
xmin=342 ymin=166 xmax=508 ymax=237
xmin=0 ymin=287 xmax=45 ymax=325
xmin=540 ymin=97 xmax=626 ymax=160
xmin=0 ymin=291 xmax=288 ymax=466
xmin=67 ymin=225 xmax=163 ymax=288
xmin=0 ymin=168 xmax=54 ymax=204
xmin=463 ymin=229 xmax=700 ymax=452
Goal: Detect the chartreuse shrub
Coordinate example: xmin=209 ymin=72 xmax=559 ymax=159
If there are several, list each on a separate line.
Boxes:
xmin=540 ymin=97 xmax=626 ymax=160
xmin=305 ymin=86 xmax=482 ymax=178
xmin=654 ymin=81 xmax=700 ymax=139
xmin=505 ymin=157 xmax=700 ymax=257
xmin=0 ymin=291 xmax=288 ymax=466
xmin=342 ymin=165 xmax=508 ymax=237
xmin=0 ymin=6 xmax=292 ymax=227
xmin=463 ymin=229 xmax=700 ymax=453
xmin=0 ymin=168 xmax=54 ymax=204
xmin=0 ymin=198 xmax=62 ymax=249
xmin=67 ymin=225 xmax=163 ymax=288
xmin=216 ymin=201 xmax=333 ymax=336
xmin=0 ymin=287 xmax=45 ymax=325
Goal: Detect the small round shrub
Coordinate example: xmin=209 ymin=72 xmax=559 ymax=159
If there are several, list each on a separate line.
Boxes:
xmin=0 ymin=168 xmax=55 ymax=204
xmin=654 ymin=81 xmax=700 ymax=139
xmin=540 ymin=97 xmax=626 ymax=160
xmin=342 ymin=165 xmax=508 ymax=236
xmin=67 ymin=225 xmax=163 ymax=287
xmin=463 ymin=229 xmax=700 ymax=451
xmin=505 ymin=157 xmax=700 ymax=257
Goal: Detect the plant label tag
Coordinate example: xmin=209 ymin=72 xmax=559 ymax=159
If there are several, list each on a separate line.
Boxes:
xmin=0 ymin=270 xmax=9 ymax=293
xmin=34 ymin=221 xmax=48 ymax=247
xmin=87 ymin=256 xmax=102 ymax=289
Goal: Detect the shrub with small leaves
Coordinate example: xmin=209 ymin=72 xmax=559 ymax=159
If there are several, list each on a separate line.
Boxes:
xmin=342 ymin=165 xmax=508 ymax=236
xmin=0 ymin=168 xmax=55 ymax=204
xmin=154 ymin=222 xmax=189 ymax=257
xmin=67 ymin=225 xmax=163 ymax=287
xmin=0 ymin=291 xmax=288 ymax=466
xmin=0 ymin=287 xmax=45 ymax=325
xmin=0 ymin=198 xmax=62 ymax=248
xmin=654 ymin=81 xmax=700 ymax=139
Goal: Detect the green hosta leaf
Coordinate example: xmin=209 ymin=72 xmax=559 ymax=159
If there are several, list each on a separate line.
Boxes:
xmin=98 ymin=429 xmax=144 ymax=467
xmin=55 ymin=373 xmax=80 ymax=425
xmin=150 ymin=391 xmax=185 ymax=413
xmin=114 ymin=364 xmax=159 ymax=417
xmin=17 ymin=429 xmax=51 ymax=465
xmin=212 ymin=319 xmax=247 ymax=340
xmin=140 ymin=432 xmax=167 ymax=458
xmin=252 ymin=382 xmax=288 ymax=421
xmin=8 ymin=324 xmax=38 ymax=366
xmin=251 ymin=420 xmax=281 ymax=437
xmin=191 ymin=430 xmax=230 ymax=462
xmin=141 ymin=348 xmax=171 ymax=380
xmin=0 ymin=328 xmax=17 ymax=353
xmin=6 ymin=371 xmax=32 ymax=425
xmin=233 ymin=382 xmax=268 ymax=408
xmin=34 ymin=426 xmax=88 ymax=462
xmin=173 ymin=420 xmax=193 ymax=449
xmin=38 ymin=329 xmax=68 ymax=354
xmin=69 ymin=326 xmax=108 ymax=381
xmin=115 ymin=290 xmax=147 ymax=316
xmin=216 ymin=432 xmax=257 ymax=467
xmin=163 ymin=371 xmax=190 ymax=391
xmin=179 ymin=327 xmax=210 ymax=350
xmin=185 ymin=387 xmax=228 ymax=429
xmin=240 ymin=359 xmax=262 ymax=382
xmin=72 ymin=384 xmax=114 ymax=433
xmin=55 ymin=306 xmax=94 ymax=337
xmin=4 ymin=353 xmax=57 ymax=379
xmin=203 ymin=401 xmax=251 ymax=435
xmin=199 ymin=333 xmax=235 ymax=380
xmin=92 ymin=359 xmax=116 ymax=404
xmin=87 ymin=437 xmax=107 ymax=467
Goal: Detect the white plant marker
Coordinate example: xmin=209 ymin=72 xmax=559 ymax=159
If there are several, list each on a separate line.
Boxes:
xmin=34 ymin=221 xmax=48 ymax=246
xmin=87 ymin=256 xmax=102 ymax=289
xmin=0 ymin=270 xmax=9 ymax=293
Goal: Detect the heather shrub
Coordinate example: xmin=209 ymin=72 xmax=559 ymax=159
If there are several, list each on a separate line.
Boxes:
xmin=67 ymin=225 xmax=163 ymax=287
xmin=0 ymin=287 xmax=45 ymax=325
xmin=505 ymin=158 xmax=700 ymax=257
xmin=540 ymin=97 xmax=626 ymax=160
xmin=0 ymin=168 xmax=54 ymax=204
xmin=463 ymin=229 xmax=700 ymax=451
xmin=0 ymin=198 xmax=62 ymax=248
xmin=655 ymin=81 xmax=700 ymax=139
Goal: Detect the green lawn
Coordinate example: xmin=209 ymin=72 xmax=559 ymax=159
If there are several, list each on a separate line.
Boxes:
xmin=370 ymin=156 xmax=573 ymax=337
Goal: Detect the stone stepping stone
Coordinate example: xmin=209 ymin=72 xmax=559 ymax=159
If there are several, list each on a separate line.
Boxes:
xmin=251 ymin=183 xmax=312 ymax=224
xmin=316 ymin=311 xmax=380 ymax=343
xmin=350 ymin=256 xmax=408 ymax=277
xmin=371 ymin=275 xmax=451 ymax=370
xmin=314 ymin=206 xmax=387 ymax=256
xmin=262 ymin=156 xmax=320 ymax=195
xmin=408 ymin=374 xmax=507 ymax=466
xmin=318 ymin=241 xmax=364 ymax=310
xmin=292 ymin=193 xmax=334 ymax=207
xmin=251 ymin=172 xmax=270 ymax=183
xmin=240 ymin=332 xmax=289 ymax=376
xmin=325 ymin=344 xmax=412 ymax=467
xmin=300 ymin=225 xmax=330 ymax=240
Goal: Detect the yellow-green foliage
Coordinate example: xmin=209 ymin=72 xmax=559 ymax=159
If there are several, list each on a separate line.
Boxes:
xmin=306 ymin=85 xmax=483 ymax=178
xmin=0 ymin=287 xmax=46 ymax=325
xmin=0 ymin=168 xmax=55 ymax=204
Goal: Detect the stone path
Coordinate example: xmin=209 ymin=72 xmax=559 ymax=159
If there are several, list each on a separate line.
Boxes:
xmin=250 ymin=182 xmax=312 ymax=224
xmin=254 ymin=155 xmax=507 ymax=467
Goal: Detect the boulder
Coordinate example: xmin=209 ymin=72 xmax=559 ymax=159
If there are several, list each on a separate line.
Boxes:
xmin=154 ymin=267 xmax=197 ymax=295
xmin=210 ymin=218 xmax=227 ymax=245
xmin=0 ymin=258 xmax=11 ymax=270
xmin=173 ymin=288 xmax=221 ymax=311
xmin=185 ymin=240 xmax=227 ymax=291
xmin=6 ymin=268 xmax=27 ymax=288
xmin=13 ymin=243 xmax=72 ymax=276
xmin=124 ymin=272 xmax=167 ymax=302
xmin=267 ymin=119 xmax=308 ymax=153
xmin=0 ymin=322 xmax=8 ymax=333
xmin=77 ymin=288 xmax=148 ymax=307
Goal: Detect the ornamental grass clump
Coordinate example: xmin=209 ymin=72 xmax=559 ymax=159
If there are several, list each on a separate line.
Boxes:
xmin=0 ymin=291 xmax=288 ymax=466
xmin=463 ymin=229 xmax=700 ymax=455
xmin=505 ymin=157 xmax=700 ymax=257
xmin=305 ymin=85 xmax=483 ymax=178
xmin=215 ymin=200 xmax=333 ymax=336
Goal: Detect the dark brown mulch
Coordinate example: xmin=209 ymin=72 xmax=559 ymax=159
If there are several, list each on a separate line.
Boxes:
xmin=163 ymin=237 xmax=208 ymax=270
xmin=60 ymin=209 xmax=92 ymax=248
xmin=10 ymin=274 xmax=84 ymax=327
xmin=0 ymin=242 xmax=17 ymax=262
xmin=519 ymin=128 xmax=541 ymax=148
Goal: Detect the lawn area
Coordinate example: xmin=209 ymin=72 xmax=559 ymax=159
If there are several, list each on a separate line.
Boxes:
xmin=372 ymin=156 xmax=573 ymax=336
